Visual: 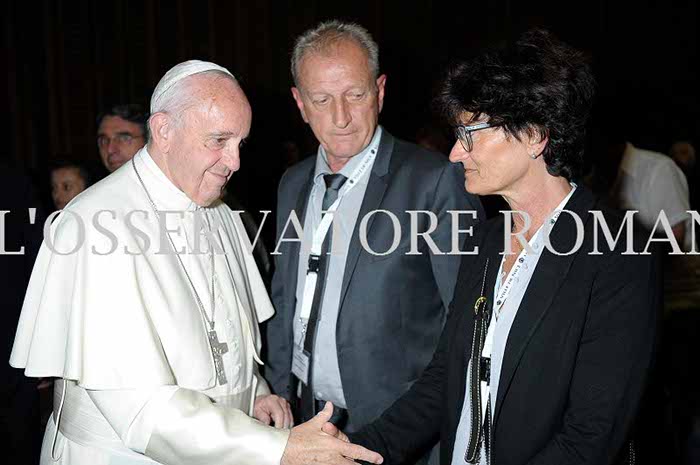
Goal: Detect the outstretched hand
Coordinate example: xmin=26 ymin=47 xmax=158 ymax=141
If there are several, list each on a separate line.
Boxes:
xmin=281 ymin=401 xmax=383 ymax=465
xmin=321 ymin=420 xmax=349 ymax=442
xmin=254 ymin=394 xmax=294 ymax=429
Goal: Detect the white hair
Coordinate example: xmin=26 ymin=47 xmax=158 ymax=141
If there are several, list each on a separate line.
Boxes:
xmin=291 ymin=20 xmax=379 ymax=87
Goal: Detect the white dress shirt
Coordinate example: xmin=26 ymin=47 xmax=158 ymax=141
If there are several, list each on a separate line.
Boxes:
xmin=292 ymin=126 xmax=382 ymax=407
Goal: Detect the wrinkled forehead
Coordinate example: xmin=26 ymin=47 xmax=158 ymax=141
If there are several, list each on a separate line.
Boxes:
xmin=297 ymin=40 xmax=374 ymax=88
xmin=181 ymin=75 xmax=252 ymax=132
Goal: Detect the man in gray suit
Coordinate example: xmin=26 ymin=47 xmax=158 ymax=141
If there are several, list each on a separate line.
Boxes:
xmin=265 ymin=20 xmax=482 ymax=445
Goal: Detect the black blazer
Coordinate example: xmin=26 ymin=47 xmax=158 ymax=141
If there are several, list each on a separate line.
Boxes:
xmin=351 ymin=187 xmax=659 ymax=464
xmin=265 ymin=130 xmax=483 ymax=431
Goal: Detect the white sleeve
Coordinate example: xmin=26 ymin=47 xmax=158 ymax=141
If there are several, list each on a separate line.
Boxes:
xmin=88 ymin=387 xmax=289 ymax=465
xmin=647 ymin=161 xmax=690 ymax=227
xmin=144 ymin=389 xmax=289 ymax=465
xmin=87 ymin=386 xmax=179 ymax=453
xmin=254 ymin=362 xmax=272 ymax=398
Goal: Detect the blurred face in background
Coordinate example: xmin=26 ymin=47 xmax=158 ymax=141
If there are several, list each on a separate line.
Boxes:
xmin=97 ymin=116 xmax=146 ymax=172
xmin=670 ymin=141 xmax=696 ymax=175
xmin=51 ymin=166 xmax=87 ymax=210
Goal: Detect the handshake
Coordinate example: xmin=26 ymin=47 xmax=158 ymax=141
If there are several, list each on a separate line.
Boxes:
xmin=274 ymin=401 xmax=383 ymax=465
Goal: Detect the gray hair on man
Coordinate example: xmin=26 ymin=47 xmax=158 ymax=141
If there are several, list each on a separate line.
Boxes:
xmin=147 ymin=60 xmax=238 ymax=140
xmin=291 ymin=20 xmax=380 ymax=87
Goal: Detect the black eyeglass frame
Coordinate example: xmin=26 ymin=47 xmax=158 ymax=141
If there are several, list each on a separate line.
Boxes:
xmin=453 ymin=122 xmax=496 ymax=152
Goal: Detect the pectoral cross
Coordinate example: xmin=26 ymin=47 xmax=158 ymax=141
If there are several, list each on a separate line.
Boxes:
xmin=208 ymin=330 xmax=229 ymax=385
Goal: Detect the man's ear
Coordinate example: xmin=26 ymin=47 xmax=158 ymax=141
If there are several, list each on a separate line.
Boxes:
xmin=148 ymin=113 xmax=172 ymax=152
xmin=291 ymin=87 xmax=309 ymax=123
xmin=376 ymin=74 xmax=387 ymax=114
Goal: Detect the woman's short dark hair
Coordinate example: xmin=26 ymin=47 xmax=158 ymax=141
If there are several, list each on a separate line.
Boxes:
xmin=436 ymin=29 xmax=595 ymax=181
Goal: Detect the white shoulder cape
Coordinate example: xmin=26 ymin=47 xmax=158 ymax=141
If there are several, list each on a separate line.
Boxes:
xmin=10 ymin=155 xmax=274 ymax=391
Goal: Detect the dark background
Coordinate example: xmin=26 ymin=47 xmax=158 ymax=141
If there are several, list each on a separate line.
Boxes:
xmin=3 ymin=0 xmax=698 ymax=216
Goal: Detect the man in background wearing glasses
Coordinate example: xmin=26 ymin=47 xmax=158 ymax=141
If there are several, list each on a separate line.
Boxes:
xmin=96 ymin=103 xmax=148 ymax=172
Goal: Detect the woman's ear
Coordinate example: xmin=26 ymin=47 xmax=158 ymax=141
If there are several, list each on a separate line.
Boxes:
xmin=528 ymin=126 xmax=549 ymax=159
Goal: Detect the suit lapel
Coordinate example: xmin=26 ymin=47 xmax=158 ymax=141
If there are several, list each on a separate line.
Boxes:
xmin=337 ymin=131 xmax=394 ymax=311
xmin=492 ymin=188 xmax=596 ymax=427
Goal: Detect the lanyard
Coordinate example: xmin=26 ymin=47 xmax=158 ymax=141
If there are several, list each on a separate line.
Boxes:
xmin=470 ymin=185 xmax=576 ymax=462
xmin=478 ymin=186 xmax=575 ymax=414
xmin=491 ymin=182 xmax=576 ymax=320
xmin=492 ymin=230 xmax=541 ymax=319
xmin=483 ymin=223 xmax=545 ymax=359
xmin=297 ymin=148 xmax=377 ymax=323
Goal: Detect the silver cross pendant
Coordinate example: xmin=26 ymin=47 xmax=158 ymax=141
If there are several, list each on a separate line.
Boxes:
xmin=208 ymin=330 xmax=229 ymax=385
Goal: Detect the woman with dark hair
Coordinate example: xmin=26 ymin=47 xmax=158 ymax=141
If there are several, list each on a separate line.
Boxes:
xmin=337 ymin=30 xmax=659 ymax=465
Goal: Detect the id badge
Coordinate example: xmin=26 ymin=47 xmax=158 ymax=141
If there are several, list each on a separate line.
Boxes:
xmin=291 ymin=344 xmax=311 ymax=384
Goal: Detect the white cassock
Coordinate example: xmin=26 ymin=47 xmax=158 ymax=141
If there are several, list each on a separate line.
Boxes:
xmin=10 ymin=148 xmax=289 ymax=465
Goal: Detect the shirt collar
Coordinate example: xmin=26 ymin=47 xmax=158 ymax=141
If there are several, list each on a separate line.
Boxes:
xmin=554 ymin=182 xmax=577 ymax=213
xmin=529 ymin=182 xmax=578 ymax=251
xmin=134 ymin=147 xmax=199 ymax=212
xmin=313 ymin=126 xmax=383 ymax=185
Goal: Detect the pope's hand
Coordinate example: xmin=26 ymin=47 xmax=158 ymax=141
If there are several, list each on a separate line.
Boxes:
xmin=281 ymin=402 xmax=383 ymax=465
xmin=254 ymin=394 xmax=294 ymax=429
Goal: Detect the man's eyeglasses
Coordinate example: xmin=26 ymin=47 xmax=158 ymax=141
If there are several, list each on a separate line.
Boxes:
xmin=453 ymin=122 xmax=495 ymax=152
xmin=97 ymin=133 xmax=143 ymax=148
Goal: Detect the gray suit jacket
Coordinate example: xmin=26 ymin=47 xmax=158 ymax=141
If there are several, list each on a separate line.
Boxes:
xmin=265 ymin=130 xmax=483 ymax=431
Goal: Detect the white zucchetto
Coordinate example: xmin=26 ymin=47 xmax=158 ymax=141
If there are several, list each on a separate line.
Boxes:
xmin=150 ymin=60 xmax=235 ymax=114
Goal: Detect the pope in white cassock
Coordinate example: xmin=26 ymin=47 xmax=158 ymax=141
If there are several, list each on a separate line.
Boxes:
xmin=10 ymin=61 xmax=383 ymax=465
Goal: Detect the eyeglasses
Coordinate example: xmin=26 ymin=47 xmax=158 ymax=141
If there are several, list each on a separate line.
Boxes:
xmin=97 ymin=133 xmax=143 ymax=148
xmin=453 ymin=122 xmax=495 ymax=152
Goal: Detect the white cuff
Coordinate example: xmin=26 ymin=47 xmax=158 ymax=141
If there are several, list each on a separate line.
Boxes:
xmin=145 ymin=388 xmax=289 ymax=465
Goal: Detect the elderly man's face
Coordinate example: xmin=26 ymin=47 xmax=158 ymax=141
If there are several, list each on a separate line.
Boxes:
xmin=292 ymin=40 xmax=386 ymax=170
xmin=97 ymin=116 xmax=146 ymax=172
xmin=166 ymin=76 xmax=251 ymax=207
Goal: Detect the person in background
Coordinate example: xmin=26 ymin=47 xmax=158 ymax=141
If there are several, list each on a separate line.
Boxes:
xmin=589 ymin=123 xmax=693 ymax=252
xmin=615 ymin=140 xmax=692 ymax=251
xmin=96 ymin=104 xmax=148 ymax=173
xmin=670 ymin=140 xmax=696 ymax=177
xmin=670 ymin=140 xmax=697 ymax=211
xmin=50 ymin=160 xmax=91 ymax=210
